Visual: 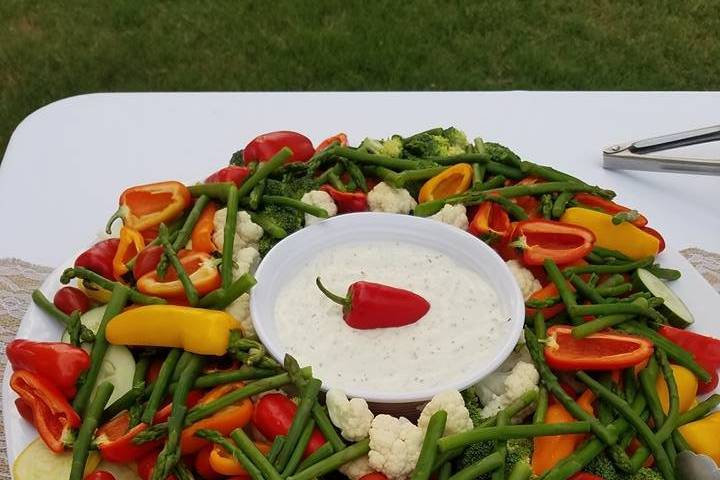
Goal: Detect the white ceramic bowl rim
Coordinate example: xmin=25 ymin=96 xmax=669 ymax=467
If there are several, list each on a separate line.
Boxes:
xmin=250 ymin=212 xmax=525 ymax=403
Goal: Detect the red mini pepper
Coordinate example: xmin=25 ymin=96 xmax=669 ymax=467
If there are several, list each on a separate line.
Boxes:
xmin=316 ymin=277 xmax=430 ymax=329
xmin=96 ymin=411 xmax=163 ymax=463
xmin=10 ymin=370 xmax=81 ymax=452
xmin=243 ymin=131 xmax=314 ymax=164
xmin=75 ymin=238 xmax=120 ymax=280
xmin=7 ymin=340 xmax=90 ymax=398
xmin=252 ymin=393 xmax=326 ymax=456
xmin=659 ymin=325 xmax=720 ymax=394
xmin=53 ymin=286 xmax=91 ymax=315
xmin=315 ymin=133 xmax=348 ymax=153
xmin=469 ymin=201 xmax=511 ymax=243
xmin=320 ymin=185 xmax=368 ymax=213
xmin=573 ymin=193 xmax=648 ymax=227
xmin=511 ymin=220 xmax=595 ymax=266
xmin=205 ymin=166 xmax=251 ymax=187
xmin=544 ymin=325 xmax=654 ymax=371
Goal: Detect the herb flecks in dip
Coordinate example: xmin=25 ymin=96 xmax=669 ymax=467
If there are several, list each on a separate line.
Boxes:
xmin=275 ymin=241 xmax=507 ymax=395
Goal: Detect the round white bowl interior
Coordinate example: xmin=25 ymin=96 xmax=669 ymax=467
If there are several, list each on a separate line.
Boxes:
xmin=251 ymin=212 xmax=524 ymax=404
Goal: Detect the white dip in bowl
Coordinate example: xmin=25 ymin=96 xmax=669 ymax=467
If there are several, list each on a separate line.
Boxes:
xmin=251 ymin=212 xmax=524 ymax=403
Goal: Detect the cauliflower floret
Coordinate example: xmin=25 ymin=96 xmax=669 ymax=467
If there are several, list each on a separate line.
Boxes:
xmin=368 ymin=415 xmax=423 ymax=480
xmin=506 ymin=260 xmax=542 ymax=300
xmin=326 ymin=389 xmax=374 ymax=441
xmin=475 ymin=357 xmax=539 ymax=419
xmin=339 ymin=455 xmax=374 ymax=480
xmin=301 ymin=190 xmax=337 ymax=225
xmin=367 ymin=182 xmax=417 ymax=214
xmin=428 ymin=204 xmax=469 ymax=230
xmin=223 ymin=246 xmax=260 ymax=337
xmin=213 ymin=209 xmax=263 ymax=251
xmin=232 ymin=246 xmax=260 ymax=281
xmin=417 ymin=390 xmax=473 ymax=436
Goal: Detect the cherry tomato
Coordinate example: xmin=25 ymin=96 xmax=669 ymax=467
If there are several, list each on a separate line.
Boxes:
xmin=195 ymin=445 xmax=224 ymax=480
xmin=85 ymin=471 xmax=116 ymax=480
xmin=137 ymin=451 xmax=177 ymax=480
xmin=243 ymin=131 xmax=314 ymax=164
xmin=53 ymin=286 xmax=91 ymax=315
xmin=252 ymin=393 xmax=326 ymax=455
xmin=205 ymin=166 xmax=251 ymax=187
xmin=132 ymin=245 xmax=164 ymax=280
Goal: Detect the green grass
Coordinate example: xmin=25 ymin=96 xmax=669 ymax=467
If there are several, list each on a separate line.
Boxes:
xmin=1 ymin=0 xmax=719 ymax=159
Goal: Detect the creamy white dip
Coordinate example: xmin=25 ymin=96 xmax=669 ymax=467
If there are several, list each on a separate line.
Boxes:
xmin=274 ymin=241 xmax=508 ymax=395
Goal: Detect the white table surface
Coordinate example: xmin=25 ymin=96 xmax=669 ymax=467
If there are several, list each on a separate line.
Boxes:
xmin=1 ymin=92 xmax=719 ymax=266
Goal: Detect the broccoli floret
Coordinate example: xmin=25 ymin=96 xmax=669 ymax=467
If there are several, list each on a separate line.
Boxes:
xmin=264 ymin=176 xmax=319 ymax=200
xmin=462 ymin=389 xmax=484 ymax=427
xmin=457 ymin=440 xmax=496 ymax=479
xmin=585 ymin=452 xmax=662 ymax=480
xmin=458 ymin=439 xmax=533 ymax=480
xmin=485 ymin=142 xmax=521 ymax=166
xmin=443 ymin=127 xmax=469 ymax=149
xmin=360 ymin=136 xmax=403 ymax=157
xmin=403 ymin=133 xmax=451 ymax=157
xmin=229 ymin=149 xmax=244 ymax=166
xmin=255 ymin=204 xmax=302 ymax=257
xmin=505 ymin=439 xmax=532 ymax=470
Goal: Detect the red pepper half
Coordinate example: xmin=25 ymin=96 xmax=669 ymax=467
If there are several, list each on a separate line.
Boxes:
xmin=10 ymin=370 xmax=81 ymax=452
xmin=252 ymin=393 xmax=326 ymax=456
xmin=320 ymin=185 xmax=368 ymax=213
xmin=573 ymin=193 xmax=648 ymax=227
xmin=96 ymin=411 xmax=163 ymax=463
xmin=205 ymin=166 xmax=251 ymax=187
xmin=659 ymin=326 xmax=720 ymax=394
xmin=316 ymin=278 xmax=430 ymax=329
xmin=469 ymin=201 xmax=511 ymax=243
xmin=53 ymin=286 xmax=90 ymax=316
xmin=512 ymin=220 xmax=595 ymax=266
xmin=7 ymin=340 xmax=90 ymax=398
xmin=75 ymin=238 xmax=120 ymax=280
xmin=544 ymin=325 xmax=654 ymax=371
xmin=243 ymin=131 xmax=314 ymax=164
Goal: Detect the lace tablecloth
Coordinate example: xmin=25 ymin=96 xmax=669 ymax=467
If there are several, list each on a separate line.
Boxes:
xmin=1 ymin=252 xmax=719 ymax=478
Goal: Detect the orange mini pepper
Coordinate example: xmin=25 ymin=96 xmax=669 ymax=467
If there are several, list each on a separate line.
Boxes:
xmin=469 ymin=201 xmax=512 ymax=242
xmin=136 ymin=251 xmax=221 ymax=299
xmin=418 ymin=163 xmax=473 ymax=203
xmin=106 ymin=181 xmax=191 ymax=234
xmin=315 ymin=133 xmax=348 ymax=153
xmin=112 ymin=227 xmax=145 ymax=280
xmin=190 ymin=202 xmax=218 ymax=254
xmin=209 ymin=441 xmax=271 ymax=475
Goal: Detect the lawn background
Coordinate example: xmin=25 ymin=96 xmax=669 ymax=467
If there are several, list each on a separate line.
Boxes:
xmin=2 ymin=0 xmax=719 ymax=159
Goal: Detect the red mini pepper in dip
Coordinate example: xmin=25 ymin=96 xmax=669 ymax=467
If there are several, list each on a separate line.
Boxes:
xmin=544 ymin=325 xmax=654 ymax=371
xmin=243 ymin=131 xmax=314 ymax=164
xmin=315 ymin=277 xmax=430 ymax=329
xmin=512 ymin=220 xmax=595 ymax=266
xmin=320 ymin=185 xmax=368 ymax=213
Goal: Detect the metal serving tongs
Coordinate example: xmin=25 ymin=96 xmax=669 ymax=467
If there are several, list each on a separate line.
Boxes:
xmin=603 ymin=124 xmax=720 ymax=175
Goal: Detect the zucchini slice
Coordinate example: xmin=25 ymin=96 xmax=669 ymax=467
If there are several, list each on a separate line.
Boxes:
xmin=13 ymin=437 xmax=100 ymax=480
xmin=635 ymin=268 xmax=694 ymax=328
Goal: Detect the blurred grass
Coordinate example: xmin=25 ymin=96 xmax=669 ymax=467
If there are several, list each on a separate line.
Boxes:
xmin=1 ymin=0 xmax=719 ymax=158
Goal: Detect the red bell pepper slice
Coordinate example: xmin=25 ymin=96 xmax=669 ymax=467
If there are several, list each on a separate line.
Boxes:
xmin=315 ymin=133 xmax=348 ymax=153
xmin=75 ymin=238 xmax=120 ymax=280
xmin=512 ymin=220 xmax=595 ymax=266
xmin=659 ymin=325 xmax=720 ymax=394
xmin=243 ymin=131 xmax=314 ymax=164
xmin=10 ymin=370 xmax=81 ymax=452
xmin=544 ymin=325 xmax=654 ymax=371
xmin=469 ymin=201 xmax=511 ymax=243
xmin=205 ymin=166 xmax=251 ymax=187
xmin=573 ymin=193 xmax=648 ymax=227
xmin=6 ymin=340 xmax=90 ymax=398
xmin=320 ymin=185 xmax=368 ymax=213
xmin=96 ymin=411 xmax=163 ymax=463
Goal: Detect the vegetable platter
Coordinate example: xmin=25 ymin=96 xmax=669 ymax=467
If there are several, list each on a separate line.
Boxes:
xmin=3 ymin=127 xmax=720 ymax=480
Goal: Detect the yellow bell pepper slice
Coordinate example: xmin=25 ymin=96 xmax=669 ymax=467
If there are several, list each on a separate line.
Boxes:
xmin=560 ymin=207 xmax=659 ymax=259
xmin=106 ymin=305 xmax=238 ymax=355
xmin=418 ymin=163 xmax=473 ymax=203
xmin=656 ymin=364 xmax=698 ymax=414
xmin=679 ymin=411 xmax=720 ymax=465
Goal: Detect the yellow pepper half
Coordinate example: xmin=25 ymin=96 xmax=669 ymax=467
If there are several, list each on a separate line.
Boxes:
xmin=560 ymin=207 xmax=659 ymax=259
xmin=418 ymin=163 xmax=473 ymax=203
xmin=106 ymin=305 xmax=238 ymax=355
xmin=655 ymin=364 xmax=698 ymax=414
xmin=679 ymin=411 xmax=720 ymax=465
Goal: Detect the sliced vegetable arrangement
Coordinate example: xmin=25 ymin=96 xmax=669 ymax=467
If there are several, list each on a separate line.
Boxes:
xmin=8 ymin=127 xmax=720 ymax=480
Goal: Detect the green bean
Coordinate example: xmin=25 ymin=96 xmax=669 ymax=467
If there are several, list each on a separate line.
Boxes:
xmin=412 ymin=410 xmax=447 ymax=480
xmin=72 ymin=286 xmax=129 ymax=415
xmin=296 ymin=442 xmax=334 ymax=472
xmin=597 ymin=273 xmax=627 ymax=288
xmin=520 ymin=162 xmax=589 ymax=186
xmin=507 ymin=461 xmax=532 ymax=480
xmin=285 ymin=439 xmax=370 ymax=480
xmin=142 ymin=348 xmax=182 ymax=424
xmin=262 ymin=195 xmax=329 ymax=218
xmin=447 ymin=452 xmax=503 ymax=480
xmin=231 ymin=428 xmax=284 ymax=480
xmin=173 ymin=462 xmax=196 ymax=480
xmin=585 ymin=252 xmax=606 ymax=264
xmin=159 ymin=224 xmax=199 ymax=305
xmin=342 ymin=159 xmax=368 ymax=192
xmin=533 ymin=387 xmax=548 ymax=424
xmin=31 ymin=290 xmax=96 ymax=342
xmin=383 ymin=166 xmax=449 ymax=188
xmin=105 ymin=355 xmax=151 ymax=424
xmin=60 ymin=267 xmax=166 ymax=305
xmin=485 ymin=181 xmax=613 ymax=199
xmin=587 ymin=273 xmax=600 ymax=287
xmin=596 ymin=283 xmax=633 ymax=297
xmin=66 ymin=311 xmax=83 ymax=347
xmin=428 ymin=152 xmax=490 ymax=165
xmin=576 ymin=371 xmax=675 ymax=480
xmin=525 ymin=297 xmax=561 ymax=309
xmin=540 ymin=193 xmax=553 ymax=219
xmin=195 ymin=430 xmax=263 ymax=480
xmin=525 ymin=329 xmax=614 ymax=444
xmin=69 ymin=382 xmax=114 ymax=480
xmin=472 ymin=163 xmax=486 ymax=186
xmin=551 ymin=191 xmax=574 ymax=218
xmin=193 ymin=366 xmax=281 ymax=389
xmin=569 ymin=274 xmax=606 ymax=304
xmin=563 ymin=257 xmax=654 ymax=275
xmin=237 ymin=147 xmax=292 ymax=199
xmin=275 ymin=378 xmax=322 ymax=470
xmin=672 ymin=430 xmax=691 ymax=452
xmin=312 ymin=404 xmax=346 ymax=452
xmin=571 ymin=313 xmax=635 ymax=338
xmin=250 ymin=212 xmax=287 ymax=239
xmin=639 ymin=357 xmax=665 ymax=426
xmin=327 ymin=170 xmax=347 ymax=192
xmin=544 ymin=259 xmax=581 ymax=325
xmin=486 ymin=161 xmax=524 ymax=180
xmin=249 ymin=180 xmax=266 ymax=210
xmin=617 ymin=321 xmax=711 ymax=382
xmin=282 ymin=419 xmax=317 ymax=477
xmin=679 ymin=394 xmax=720 ymax=425
xmin=172 ymin=351 xmax=195 ymax=383
xmin=646 ymin=265 xmax=682 ymax=281
xmin=157 ymin=194 xmax=210 ymax=277
xmin=438 ymin=462 xmax=452 ymax=480
xmin=473 ymin=175 xmax=506 ymax=191
xmin=198 ymin=272 xmax=256 ymax=309
xmin=221 ymin=184 xmax=239 ymax=289
xmin=188 ymin=182 xmax=234 ymax=202
xmin=492 ymin=404 xmax=509 ymax=480
xmin=330 ymin=146 xmax=421 ymax=170
xmin=267 ymin=435 xmax=286 ymax=464
xmin=592 ymin=247 xmax=632 ymax=262
xmin=152 ymin=354 xmax=203 ymax=480
xmin=623 ymin=368 xmax=637 ymax=404
xmin=568 ymin=300 xmax=665 ymax=323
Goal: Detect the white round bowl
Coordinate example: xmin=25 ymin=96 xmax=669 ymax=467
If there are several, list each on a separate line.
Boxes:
xmin=251 ymin=212 xmax=524 ymax=404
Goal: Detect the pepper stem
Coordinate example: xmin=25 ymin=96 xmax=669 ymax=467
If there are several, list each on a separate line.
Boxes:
xmin=105 ymin=206 xmax=127 ymax=234
xmin=315 ymin=277 xmax=349 ymax=307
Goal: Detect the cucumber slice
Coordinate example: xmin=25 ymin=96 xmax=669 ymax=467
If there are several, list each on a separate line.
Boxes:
xmin=635 ymin=268 xmax=694 ymax=328
xmin=61 ymin=305 xmax=136 ymax=406
xmin=13 ymin=437 xmax=100 ymax=480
